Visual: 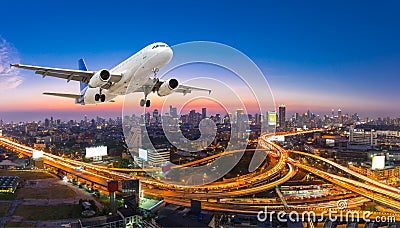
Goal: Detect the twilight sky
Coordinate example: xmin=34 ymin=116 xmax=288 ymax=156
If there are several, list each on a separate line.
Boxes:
xmin=0 ymin=0 xmax=400 ymax=122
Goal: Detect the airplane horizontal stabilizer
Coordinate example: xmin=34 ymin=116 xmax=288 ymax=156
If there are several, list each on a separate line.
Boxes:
xmin=43 ymin=92 xmax=81 ymax=99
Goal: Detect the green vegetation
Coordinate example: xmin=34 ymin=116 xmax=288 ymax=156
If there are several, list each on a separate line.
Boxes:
xmin=0 ymin=191 xmax=17 ymax=200
xmin=0 ymin=202 xmax=10 ymax=216
xmin=17 ymin=185 xmax=76 ymax=199
xmin=113 ymin=158 xmax=131 ymax=168
xmin=143 ymin=193 xmax=163 ymax=201
xmin=14 ymin=205 xmax=81 ymax=220
xmin=364 ymin=205 xmax=378 ymax=212
xmin=140 ymin=198 xmax=161 ymax=211
xmin=5 ymin=222 xmax=34 ymax=227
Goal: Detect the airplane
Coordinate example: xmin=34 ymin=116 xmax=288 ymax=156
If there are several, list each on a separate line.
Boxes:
xmin=11 ymin=42 xmax=211 ymax=107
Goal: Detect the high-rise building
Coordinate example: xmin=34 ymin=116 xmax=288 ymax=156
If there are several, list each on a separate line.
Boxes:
xmin=145 ymin=112 xmax=151 ymax=125
xmin=267 ymin=111 xmax=277 ymax=126
xmin=152 ymin=109 xmax=159 ymax=123
xmin=169 ymin=105 xmax=178 ymax=118
xmin=147 ymin=150 xmax=170 ymax=167
xmin=44 ymin=118 xmax=50 ymax=128
xmin=348 ymin=125 xmax=377 ymax=149
xmin=338 ymin=108 xmax=342 ymax=123
xmin=235 ymin=109 xmax=248 ymax=139
xmin=235 ymin=109 xmax=245 ymax=124
xmin=202 ymin=108 xmax=207 ymax=119
xmin=189 ymin=110 xmax=197 ymax=125
xmin=215 ymin=114 xmax=221 ymax=124
xmin=255 ymin=113 xmax=260 ymax=125
xmin=278 ymin=104 xmax=286 ymax=129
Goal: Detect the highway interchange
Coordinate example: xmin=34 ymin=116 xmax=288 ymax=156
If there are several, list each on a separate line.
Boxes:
xmin=1 ymin=129 xmax=400 ymax=220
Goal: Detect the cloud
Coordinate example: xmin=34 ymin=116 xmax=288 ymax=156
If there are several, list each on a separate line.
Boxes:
xmin=0 ymin=36 xmax=24 ymax=90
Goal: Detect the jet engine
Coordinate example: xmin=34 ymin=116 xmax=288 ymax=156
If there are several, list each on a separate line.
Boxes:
xmin=88 ymin=69 xmax=111 ymax=88
xmin=157 ymin=78 xmax=179 ymax=96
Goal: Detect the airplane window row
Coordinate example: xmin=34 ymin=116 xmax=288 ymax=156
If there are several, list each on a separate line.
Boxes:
xmin=152 ymin=44 xmax=168 ymax=49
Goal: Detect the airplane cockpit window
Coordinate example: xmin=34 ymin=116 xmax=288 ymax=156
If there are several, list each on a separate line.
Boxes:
xmin=152 ymin=44 xmax=168 ymax=49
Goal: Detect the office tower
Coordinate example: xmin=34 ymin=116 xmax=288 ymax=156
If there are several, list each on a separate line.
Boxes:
xmin=44 ymin=118 xmax=50 ymax=128
xmin=267 ymin=111 xmax=277 ymax=126
xmin=153 ymin=109 xmax=159 ymax=123
xmin=145 ymin=112 xmax=151 ymax=125
xmin=255 ymin=113 xmax=260 ymax=125
xmin=338 ymin=108 xmax=342 ymax=123
xmin=278 ymin=104 xmax=286 ymax=129
xmin=202 ymin=108 xmax=207 ymax=119
xmin=169 ymin=105 xmax=178 ymax=118
xmin=215 ymin=114 xmax=221 ymax=124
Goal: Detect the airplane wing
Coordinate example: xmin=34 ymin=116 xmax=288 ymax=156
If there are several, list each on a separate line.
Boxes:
xmin=134 ymin=78 xmax=211 ymax=95
xmin=11 ymin=63 xmax=122 ymax=84
xmin=175 ymin=84 xmax=211 ymax=95
xmin=43 ymin=92 xmax=115 ymax=103
xmin=43 ymin=92 xmax=81 ymax=99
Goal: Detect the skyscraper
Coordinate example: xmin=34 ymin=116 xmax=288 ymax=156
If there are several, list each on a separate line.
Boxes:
xmin=267 ymin=111 xmax=277 ymax=126
xmin=153 ymin=109 xmax=159 ymax=123
xmin=169 ymin=105 xmax=178 ymax=118
xmin=189 ymin=110 xmax=197 ymax=125
xmin=202 ymin=108 xmax=207 ymax=119
xmin=278 ymin=104 xmax=286 ymax=129
xmin=338 ymin=108 xmax=342 ymax=123
xmin=255 ymin=113 xmax=260 ymax=125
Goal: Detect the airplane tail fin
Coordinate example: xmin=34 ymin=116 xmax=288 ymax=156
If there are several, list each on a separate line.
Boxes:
xmin=78 ymin=58 xmax=89 ymax=94
xmin=77 ymin=58 xmax=88 ymax=104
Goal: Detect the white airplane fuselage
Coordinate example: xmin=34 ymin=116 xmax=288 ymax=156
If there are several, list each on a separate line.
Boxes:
xmin=83 ymin=42 xmax=173 ymax=104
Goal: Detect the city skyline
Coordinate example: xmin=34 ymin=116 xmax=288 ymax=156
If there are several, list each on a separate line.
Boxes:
xmin=1 ymin=104 xmax=398 ymax=124
xmin=1 ymin=1 xmax=400 ymax=121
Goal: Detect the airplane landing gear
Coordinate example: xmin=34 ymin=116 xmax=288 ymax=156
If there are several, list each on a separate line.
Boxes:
xmin=152 ymin=68 xmax=159 ymax=77
xmin=140 ymin=99 xmax=151 ymax=107
xmin=140 ymin=85 xmax=152 ymax=107
xmin=95 ymin=89 xmax=106 ymax=102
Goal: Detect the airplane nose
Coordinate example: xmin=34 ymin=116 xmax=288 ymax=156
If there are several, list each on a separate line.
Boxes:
xmin=162 ymin=47 xmax=173 ymax=62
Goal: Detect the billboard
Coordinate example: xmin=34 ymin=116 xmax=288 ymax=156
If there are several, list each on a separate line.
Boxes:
xmin=269 ymin=135 xmax=285 ymax=142
xmin=85 ymin=146 xmax=107 ymax=158
xmin=122 ymin=179 xmax=140 ymax=195
xmin=326 ymin=139 xmax=335 ymax=147
xmin=138 ymin=148 xmax=148 ymax=161
xmin=32 ymin=150 xmax=43 ymax=159
xmin=268 ymin=111 xmax=277 ymax=126
xmin=191 ymin=200 xmax=201 ymax=215
xmin=372 ymin=155 xmax=385 ymax=170
xmin=107 ymin=180 xmax=119 ymax=192
xmin=162 ymin=162 xmax=172 ymax=173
